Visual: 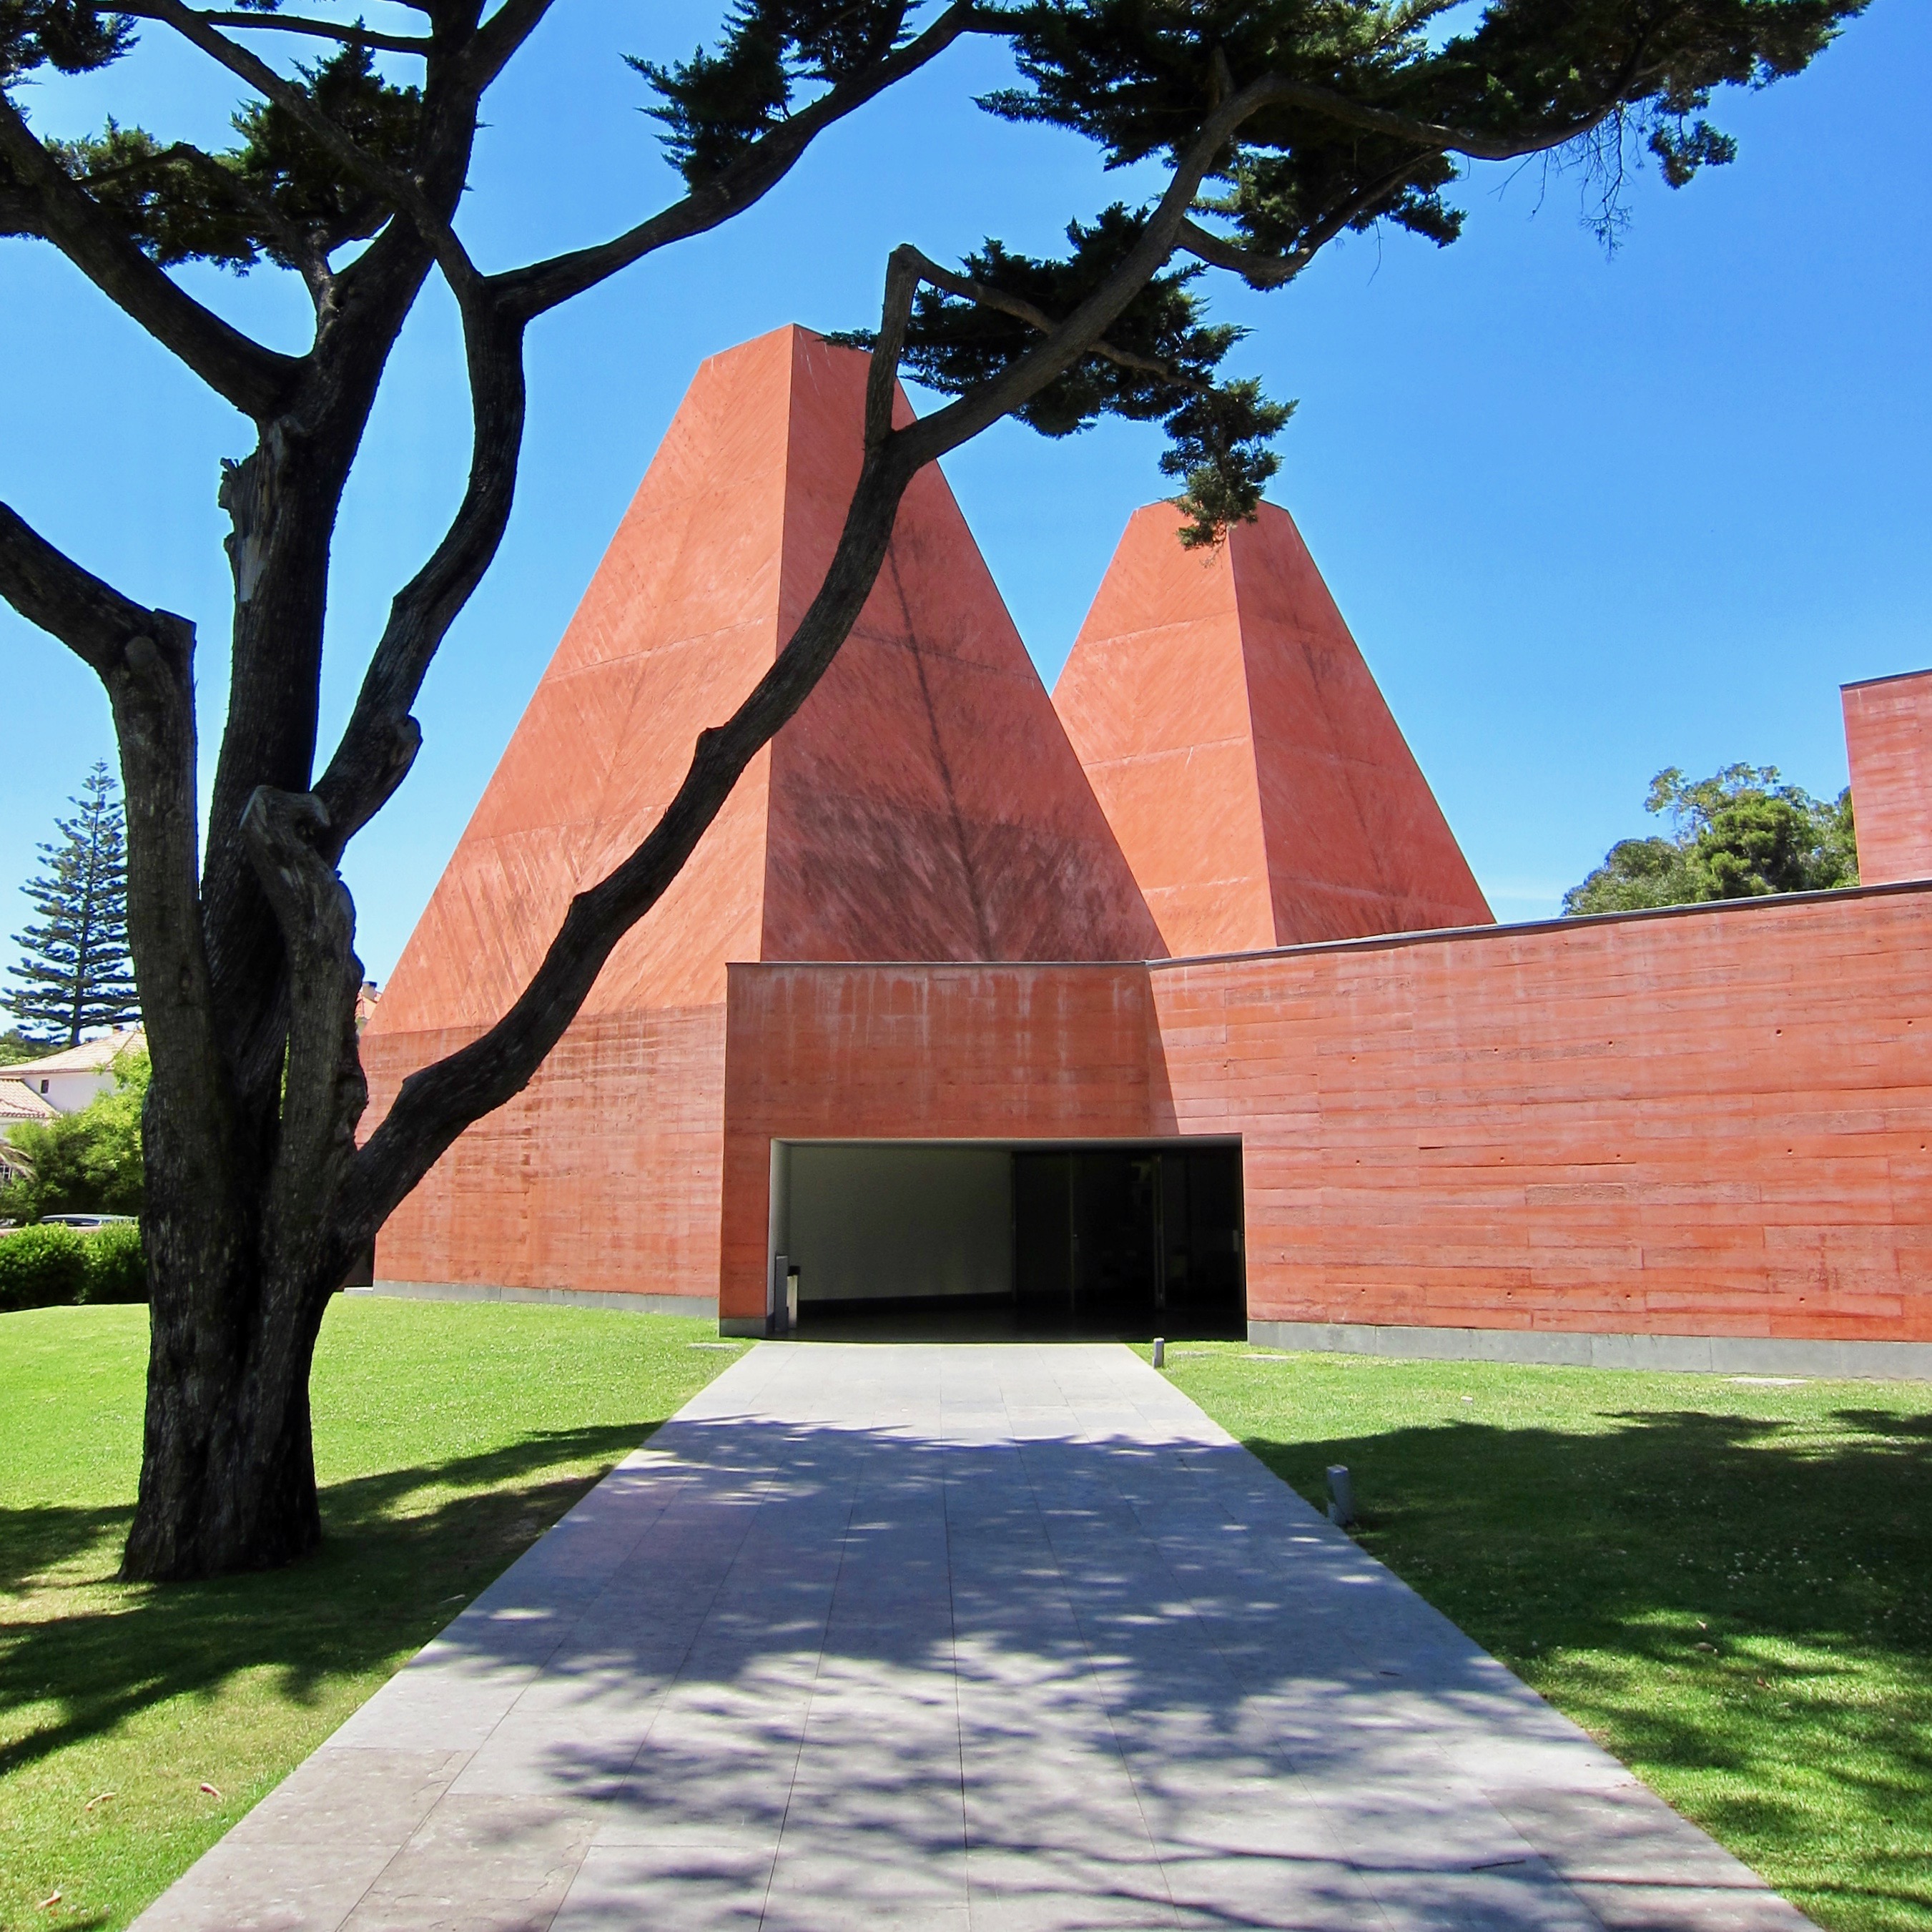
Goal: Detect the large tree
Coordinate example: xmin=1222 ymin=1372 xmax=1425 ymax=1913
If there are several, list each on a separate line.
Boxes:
xmin=0 ymin=0 xmax=1864 ymax=1578
xmin=6 ymin=759 xmax=140 ymax=1046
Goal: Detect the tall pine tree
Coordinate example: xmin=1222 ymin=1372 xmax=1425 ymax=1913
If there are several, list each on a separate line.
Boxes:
xmin=8 ymin=764 xmax=139 ymax=1048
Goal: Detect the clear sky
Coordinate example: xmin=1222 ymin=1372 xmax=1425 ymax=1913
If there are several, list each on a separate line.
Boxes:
xmin=1 ymin=0 xmax=1926 ymax=982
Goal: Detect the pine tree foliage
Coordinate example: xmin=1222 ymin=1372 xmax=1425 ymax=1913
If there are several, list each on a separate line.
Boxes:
xmin=6 ymin=762 xmax=140 ymax=1047
xmin=1 ymin=0 xmax=1869 ymax=540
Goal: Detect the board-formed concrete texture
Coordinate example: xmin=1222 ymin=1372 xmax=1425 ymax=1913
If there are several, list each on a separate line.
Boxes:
xmin=362 ymin=324 xmax=1932 ymax=1364
xmin=1054 ymin=502 xmax=1493 ymax=956
xmin=1842 ymin=669 xmax=1932 ymax=885
xmin=132 ymin=1344 xmax=1817 ymax=1932
xmin=362 ymin=326 xmax=1159 ymax=1306
xmin=718 ymin=885 xmax=1932 ymax=1351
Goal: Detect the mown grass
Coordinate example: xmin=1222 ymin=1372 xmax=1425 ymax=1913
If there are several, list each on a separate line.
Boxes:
xmin=0 ymin=1297 xmax=747 ymax=1931
xmin=1153 ymin=1343 xmax=1932 ymax=1932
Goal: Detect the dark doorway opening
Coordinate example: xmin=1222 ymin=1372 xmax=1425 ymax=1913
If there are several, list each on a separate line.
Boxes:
xmin=1012 ymin=1147 xmax=1245 ymax=1339
xmin=786 ymin=1141 xmax=1244 ymax=1342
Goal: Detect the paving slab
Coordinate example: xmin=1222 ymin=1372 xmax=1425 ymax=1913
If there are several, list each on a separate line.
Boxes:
xmin=133 ymin=1342 xmax=1815 ymax=1931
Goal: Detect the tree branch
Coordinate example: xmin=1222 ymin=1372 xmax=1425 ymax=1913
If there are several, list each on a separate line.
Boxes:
xmin=341 ymin=98 xmax=1257 ymax=1228
xmin=0 ymin=98 xmax=300 ymax=420
xmin=458 ymin=0 xmax=560 ymax=94
xmin=339 ymin=438 xmax=918 ymax=1239
xmin=0 ymin=500 xmax=181 ymax=678
xmin=133 ymin=0 xmax=484 ymax=297
xmin=0 ymin=509 xmax=230 ymax=1194
xmin=1178 ymin=155 xmax=1445 ymax=288
xmin=1176 ymin=217 xmax=1297 ymax=287
xmin=866 ymin=246 xmax=921 ymax=448
xmin=1250 ymin=72 xmax=1627 ymax=164
xmin=312 ymin=300 xmax=528 ymax=852
xmin=118 ymin=3 xmax=431 ymax=54
xmin=892 ymin=82 xmax=1253 ymax=471
xmin=490 ymin=0 xmax=982 ymax=321
xmin=902 ymin=245 xmax=1213 ymax=395
xmin=338 ymin=258 xmax=940 ymax=1236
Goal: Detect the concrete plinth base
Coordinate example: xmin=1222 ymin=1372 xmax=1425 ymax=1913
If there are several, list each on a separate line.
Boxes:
xmin=355 ymin=1280 xmax=716 ymax=1320
xmin=1248 ymin=1319 xmax=1932 ymax=1380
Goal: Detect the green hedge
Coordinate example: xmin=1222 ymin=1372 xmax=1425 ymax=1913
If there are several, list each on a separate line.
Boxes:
xmin=0 ymin=1221 xmax=146 ymax=1312
xmin=83 ymin=1221 xmax=147 ymax=1304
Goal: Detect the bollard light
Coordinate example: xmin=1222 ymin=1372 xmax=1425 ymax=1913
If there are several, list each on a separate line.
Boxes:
xmin=1326 ymin=1464 xmax=1356 ymax=1527
xmin=1152 ymin=1337 xmax=1166 ymax=1368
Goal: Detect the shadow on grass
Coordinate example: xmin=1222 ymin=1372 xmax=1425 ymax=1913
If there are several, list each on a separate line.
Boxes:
xmin=1220 ymin=1397 xmax=1932 ymax=1904
xmin=0 ymin=1421 xmax=651 ymax=1781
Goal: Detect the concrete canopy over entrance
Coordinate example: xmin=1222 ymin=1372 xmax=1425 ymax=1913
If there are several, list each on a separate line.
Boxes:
xmin=764 ymin=1140 xmax=1245 ymax=1340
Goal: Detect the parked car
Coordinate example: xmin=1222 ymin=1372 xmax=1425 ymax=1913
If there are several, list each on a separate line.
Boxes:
xmin=37 ymin=1213 xmax=137 ymax=1229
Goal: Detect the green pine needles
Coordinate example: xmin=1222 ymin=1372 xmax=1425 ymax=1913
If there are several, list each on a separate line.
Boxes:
xmin=6 ymin=762 xmax=140 ymax=1047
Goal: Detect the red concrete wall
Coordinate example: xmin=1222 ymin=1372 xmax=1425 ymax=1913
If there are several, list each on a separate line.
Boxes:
xmin=368 ymin=1008 xmax=729 ymax=1298
xmin=365 ymin=325 xmax=1159 ymax=1297
xmin=1156 ymin=887 xmax=1932 ymax=1341
xmin=1843 ymin=670 xmax=1932 ymax=886
xmin=1054 ymin=503 xmax=1492 ymax=957
xmin=719 ymin=886 xmax=1932 ymax=1341
xmin=719 ymin=963 xmax=1158 ymax=1321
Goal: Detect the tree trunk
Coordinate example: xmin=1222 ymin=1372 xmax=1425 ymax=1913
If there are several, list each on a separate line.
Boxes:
xmin=117 ymin=792 xmax=366 ymax=1580
xmin=122 ymin=1236 xmax=329 ymax=1577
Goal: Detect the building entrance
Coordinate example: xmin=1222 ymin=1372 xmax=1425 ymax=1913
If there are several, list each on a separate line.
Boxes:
xmin=771 ymin=1140 xmax=1244 ymax=1341
xmin=1012 ymin=1148 xmax=1245 ymax=1336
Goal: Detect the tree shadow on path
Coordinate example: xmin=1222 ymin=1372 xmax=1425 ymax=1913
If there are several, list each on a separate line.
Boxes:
xmin=0 ymin=1421 xmax=651 ymax=1782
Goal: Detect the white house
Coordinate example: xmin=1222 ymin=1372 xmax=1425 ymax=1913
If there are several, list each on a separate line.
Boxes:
xmin=0 ymin=1077 xmax=55 ymax=1184
xmin=1 ymin=1027 xmax=145 ymax=1115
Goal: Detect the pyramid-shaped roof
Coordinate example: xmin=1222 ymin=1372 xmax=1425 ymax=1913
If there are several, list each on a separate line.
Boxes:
xmin=373 ymin=326 xmax=1162 ymax=1039
xmin=1053 ymin=502 xmax=1492 ymax=957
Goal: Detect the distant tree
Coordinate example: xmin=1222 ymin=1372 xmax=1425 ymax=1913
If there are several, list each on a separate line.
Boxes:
xmin=0 ymin=1040 xmax=147 ymax=1221
xmin=6 ymin=763 xmax=139 ymax=1046
xmin=1564 ymin=764 xmax=1858 ymax=915
xmin=0 ymin=0 xmax=1868 ymax=1578
xmin=0 ymin=1029 xmax=39 ymax=1065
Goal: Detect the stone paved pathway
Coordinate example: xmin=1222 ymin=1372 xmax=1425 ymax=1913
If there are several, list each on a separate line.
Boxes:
xmin=134 ymin=1342 xmax=1814 ymax=1931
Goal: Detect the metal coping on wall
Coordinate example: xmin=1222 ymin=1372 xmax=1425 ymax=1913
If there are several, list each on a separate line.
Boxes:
xmin=1842 ymin=666 xmax=1932 ymax=692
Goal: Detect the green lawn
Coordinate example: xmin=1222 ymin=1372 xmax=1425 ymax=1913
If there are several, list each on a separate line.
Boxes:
xmin=10 ymin=1314 xmax=1929 ymax=1932
xmin=1156 ymin=1343 xmax=1932 ymax=1932
xmin=0 ymin=1297 xmax=747 ymax=1931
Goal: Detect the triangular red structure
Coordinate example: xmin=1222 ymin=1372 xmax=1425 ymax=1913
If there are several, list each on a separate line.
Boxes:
xmin=363 ymin=326 xmax=1159 ymax=1301
xmin=1053 ymin=502 xmax=1492 ymax=957
xmin=374 ymin=324 xmax=1160 ymax=1038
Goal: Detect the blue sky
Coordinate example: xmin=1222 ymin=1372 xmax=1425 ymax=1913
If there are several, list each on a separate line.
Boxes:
xmin=1 ymin=0 xmax=1926 ymax=981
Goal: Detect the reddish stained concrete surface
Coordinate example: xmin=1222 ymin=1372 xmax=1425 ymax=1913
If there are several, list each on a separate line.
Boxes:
xmin=367 ymin=323 xmax=1932 ymax=1354
xmin=1055 ymin=501 xmax=1492 ymax=956
xmin=721 ymin=887 xmax=1932 ymax=1337
xmin=364 ymin=326 xmax=1159 ymax=1298
xmin=1843 ymin=669 xmax=1932 ymax=886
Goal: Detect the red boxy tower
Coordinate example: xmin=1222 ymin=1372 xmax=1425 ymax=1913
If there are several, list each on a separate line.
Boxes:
xmin=1842 ymin=669 xmax=1932 ymax=887
xmin=360 ymin=327 xmax=1161 ymax=1305
xmin=1054 ymin=502 xmax=1492 ymax=957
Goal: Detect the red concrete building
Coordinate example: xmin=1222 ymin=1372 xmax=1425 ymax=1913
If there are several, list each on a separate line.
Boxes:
xmin=362 ymin=327 xmax=1932 ymax=1374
